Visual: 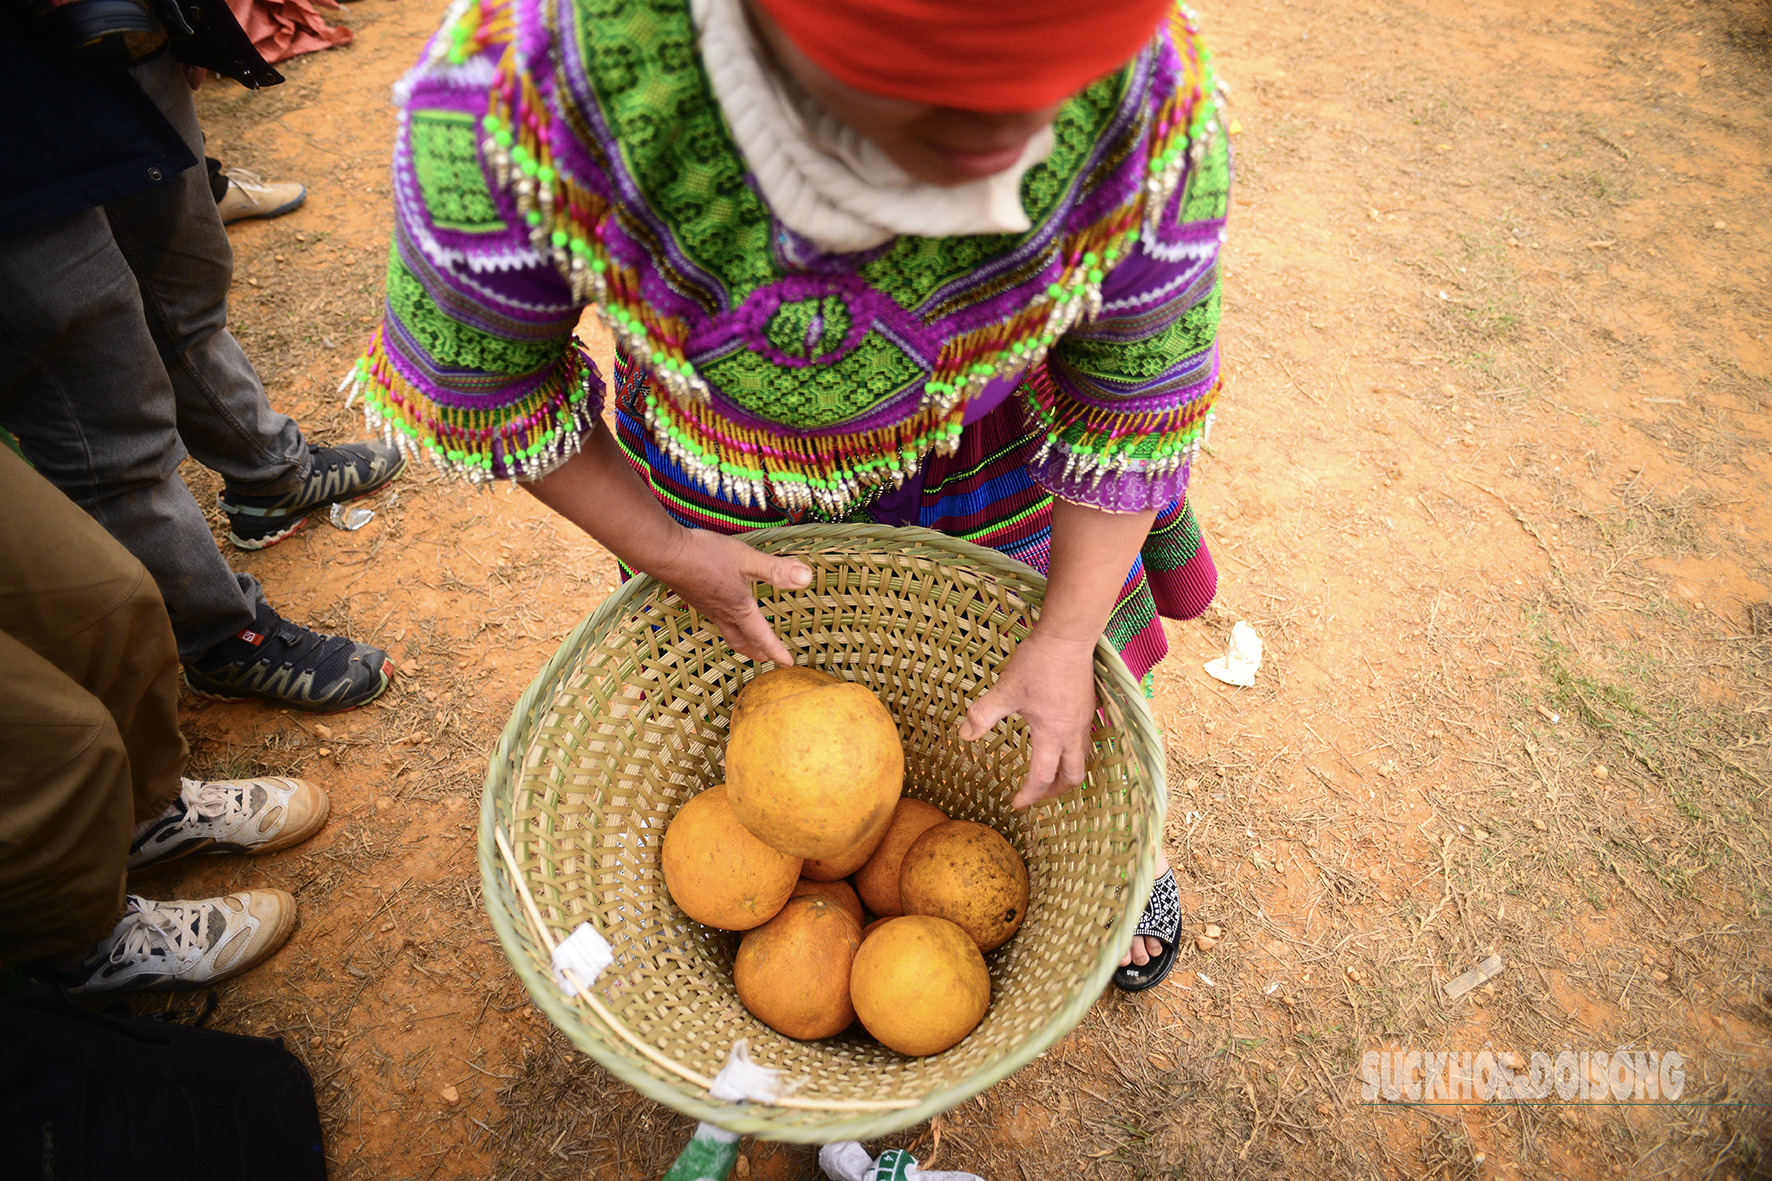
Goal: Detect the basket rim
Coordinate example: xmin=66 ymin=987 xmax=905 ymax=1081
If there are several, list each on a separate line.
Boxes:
xmin=478 ymin=523 xmax=1166 ymax=1141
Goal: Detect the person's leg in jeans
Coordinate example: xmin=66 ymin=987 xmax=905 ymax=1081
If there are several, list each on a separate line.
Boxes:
xmin=0 ymin=57 xmax=397 ymax=708
xmin=119 ymin=54 xmax=399 ymax=549
xmin=0 ymin=204 xmax=394 ymax=708
xmin=108 ymin=54 xmax=311 ymax=500
xmin=0 ymin=203 xmax=266 ymax=660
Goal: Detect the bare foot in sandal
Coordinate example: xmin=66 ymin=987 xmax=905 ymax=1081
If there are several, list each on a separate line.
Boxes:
xmin=1113 ymin=851 xmax=1179 ymax=992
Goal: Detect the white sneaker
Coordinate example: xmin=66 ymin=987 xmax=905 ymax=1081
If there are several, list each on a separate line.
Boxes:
xmin=128 ymin=776 xmax=329 ymax=870
xmin=66 ymin=892 xmax=297 ymax=995
xmin=217 ymin=169 xmax=307 ymax=223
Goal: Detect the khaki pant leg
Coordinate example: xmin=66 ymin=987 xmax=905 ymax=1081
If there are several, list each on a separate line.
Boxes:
xmin=0 ymin=631 xmax=132 ymax=963
xmin=0 ymin=446 xmax=186 ymax=822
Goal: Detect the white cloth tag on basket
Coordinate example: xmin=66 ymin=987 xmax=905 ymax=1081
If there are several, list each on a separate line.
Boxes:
xmin=709 ymin=1038 xmax=796 ymax=1104
xmin=550 ymin=922 xmax=614 ymax=996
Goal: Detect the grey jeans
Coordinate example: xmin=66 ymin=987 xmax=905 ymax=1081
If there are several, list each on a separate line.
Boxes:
xmin=0 ymin=53 xmax=309 ymax=661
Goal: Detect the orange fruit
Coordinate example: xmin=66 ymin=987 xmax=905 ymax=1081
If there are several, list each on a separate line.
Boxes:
xmin=735 ymin=896 xmax=863 ymax=1040
xmin=853 ymin=798 xmax=947 ymax=918
xmin=789 ymin=877 xmax=865 ymax=927
xmin=801 ymin=809 xmax=893 ymax=881
xmin=860 ymin=916 xmax=890 ymax=942
xmin=731 ymin=665 xmax=840 ymax=727
xmin=899 ymin=820 xmax=1029 ymax=951
xmin=850 ymin=915 xmax=990 ymax=1056
xmin=725 ymin=681 xmax=903 ymax=859
xmin=661 ymin=784 xmax=801 ymax=930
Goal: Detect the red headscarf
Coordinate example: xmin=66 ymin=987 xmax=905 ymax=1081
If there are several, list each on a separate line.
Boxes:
xmin=752 ymin=0 xmax=1173 ymax=113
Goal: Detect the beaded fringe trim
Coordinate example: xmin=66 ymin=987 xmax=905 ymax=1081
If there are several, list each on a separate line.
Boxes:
xmin=342 ymin=327 xmax=599 ymax=484
xmin=1023 ymin=367 xmax=1220 ymax=489
xmin=366 ymin=0 xmax=1223 ymax=508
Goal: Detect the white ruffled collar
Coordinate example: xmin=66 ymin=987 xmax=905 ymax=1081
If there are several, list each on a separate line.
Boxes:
xmin=691 ymin=0 xmax=1053 ymax=254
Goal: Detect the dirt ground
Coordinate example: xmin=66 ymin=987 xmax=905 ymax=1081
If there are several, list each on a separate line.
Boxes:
xmin=157 ymin=0 xmax=1772 ymax=1176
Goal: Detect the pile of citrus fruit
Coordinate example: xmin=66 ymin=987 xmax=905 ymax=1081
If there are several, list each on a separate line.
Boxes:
xmin=660 ymin=667 xmax=1029 ymax=1056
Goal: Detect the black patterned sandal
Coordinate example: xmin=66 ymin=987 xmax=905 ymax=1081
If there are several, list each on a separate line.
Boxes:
xmin=1112 ymin=869 xmax=1180 ymax=993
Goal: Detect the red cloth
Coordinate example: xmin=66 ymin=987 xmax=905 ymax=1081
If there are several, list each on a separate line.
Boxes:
xmin=754 ymin=0 xmax=1171 ymax=112
xmin=225 ymin=0 xmax=352 ymax=65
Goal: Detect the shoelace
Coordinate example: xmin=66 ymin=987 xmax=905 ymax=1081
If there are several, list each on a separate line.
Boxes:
xmin=265 ymin=619 xmax=339 ymax=664
xmin=109 ymin=897 xmax=207 ymax=971
xmin=222 ymin=167 xmax=276 ymax=198
xmin=235 ymin=614 xmax=334 ymax=665
xmin=178 ymin=777 xmax=254 ymax=823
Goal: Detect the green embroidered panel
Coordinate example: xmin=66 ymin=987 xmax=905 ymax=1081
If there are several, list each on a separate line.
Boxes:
xmin=698 ymin=329 xmax=923 ymax=428
xmin=1020 ymin=73 xmax=1129 ymax=222
xmin=1105 ymin=581 xmax=1157 ymax=648
xmin=575 ymin=0 xmax=778 ymax=293
xmin=386 ymin=254 xmax=563 ymax=376
xmin=766 ymin=295 xmax=852 ymax=363
xmin=1142 ymin=500 xmax=1203 ymax=572
xmin=1180 ymin=119 xmax=1232 ymax=225
xmin=1058 ymin=283 xmax=1220 ymax=386
xmin=409 ymin=109 xmax=506 ymax=234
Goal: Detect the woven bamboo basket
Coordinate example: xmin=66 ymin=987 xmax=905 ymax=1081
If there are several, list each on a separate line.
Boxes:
xmin=480 ymin=524 xmax=1166 ymax=1142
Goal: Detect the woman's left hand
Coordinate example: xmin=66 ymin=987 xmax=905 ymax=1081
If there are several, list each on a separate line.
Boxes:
xmin=958 ymin=627 xmax=1099 ymax=808
xmin=957 ymin=497 xmax=1155 ymax=808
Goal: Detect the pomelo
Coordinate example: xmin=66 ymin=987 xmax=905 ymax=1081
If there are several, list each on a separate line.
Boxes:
xmin=853 ymin=798 xmax=947 ymax=918
xmin=899 ymin=820 xmax=1029 ymax=952
xmin=735 ymin=896 xmax=862 ymax=1040
xmin=661 ymin=784 xmax=801 ymax=930
xmin=850 ymin=915 xmax=990 ymax=1056
xmin=731 ymin=665 xmax=840 ymax=727
xmin=725 ymin=681 xmax=903 ymax=859
xmin=789 ymin=876 xmax=865 ymax=927
xmin=801 ymin=808 xmax=893 ymax=881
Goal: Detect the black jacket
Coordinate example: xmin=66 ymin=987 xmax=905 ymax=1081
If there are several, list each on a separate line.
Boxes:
xmin=0 ymin=0 xmax=282 ymax=236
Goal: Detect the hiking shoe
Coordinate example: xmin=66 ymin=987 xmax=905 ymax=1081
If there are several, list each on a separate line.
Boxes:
xmin=64 ymin=892 xmax=297 ymax=995
xmin=217 ymin=169 xmax=307 ymax=223
xmin=128 ymin=776 xmax=330 ymax=871
xmin=219 ymin=441 xmax=404 ymax=550
xmin=184 ymin=602 xmax=393 ymax=713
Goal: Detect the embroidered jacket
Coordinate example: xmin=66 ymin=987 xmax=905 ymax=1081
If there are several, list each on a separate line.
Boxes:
xmin=351 ymin=0 xmax=1230 ymax=519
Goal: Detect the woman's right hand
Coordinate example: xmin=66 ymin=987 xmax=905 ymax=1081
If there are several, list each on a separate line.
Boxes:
xmin=651 ymin=529 xmax=812 ymax=665
xmin=525 ymin=423 xmax=810 ymax=665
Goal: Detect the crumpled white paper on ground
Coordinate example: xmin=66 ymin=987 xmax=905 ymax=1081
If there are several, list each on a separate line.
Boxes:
xmin=1204 ymin=620 xmax=1264 ymax=687
xmin=549 ymin=922 xmax=614 ymax=996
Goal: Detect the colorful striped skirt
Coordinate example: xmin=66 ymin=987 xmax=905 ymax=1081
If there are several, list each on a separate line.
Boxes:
xmin=612 ymin=354 xmax=1215 ymax=687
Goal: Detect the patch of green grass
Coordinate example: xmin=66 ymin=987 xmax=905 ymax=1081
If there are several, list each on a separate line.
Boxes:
xmin=1295 ymin=1024 xmax=1345 ymax=1046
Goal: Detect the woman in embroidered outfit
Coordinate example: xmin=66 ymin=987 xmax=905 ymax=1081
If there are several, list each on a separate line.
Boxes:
xmin=354 ymin=0 xmax=1229 ymax=990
